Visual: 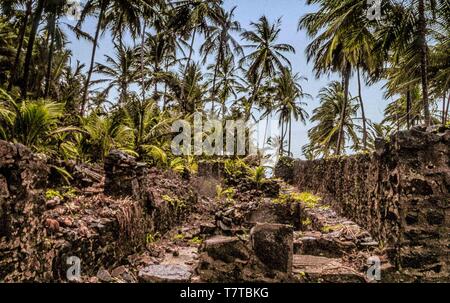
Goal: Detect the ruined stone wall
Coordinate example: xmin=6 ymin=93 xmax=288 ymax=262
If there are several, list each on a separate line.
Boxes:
xmin=0 ymin=140 xmax=49 ymax=281
xmin=276 ymin=127 xmax=450 ymax=280
xmin=0 ymin=142 xmax=197 ymax=282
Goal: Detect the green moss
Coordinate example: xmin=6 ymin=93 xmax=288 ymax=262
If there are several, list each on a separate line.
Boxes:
xmin=45 ymin=189 xmax=63 ymax=200
xmin=162 ymin=194 xmax=186 ymax=210
xmin=173 ymin=234 xmax=185 ymax=241
xmin=146 ymin=232 xmax=160 ymax=244
xmin=321 ymin=224 xmax=343 ymax=233
xmin=291 ymin=192 xmax=321 ymax=208
xmin=45 ymin=187 xmax=77 ymax=201
xmin=274 ymin=192 xmax=321 ymax=209
xmin=189 ymin=236 xmax=203 ymax=245
xmin=302 ymin=218 xmax=312 ymax=226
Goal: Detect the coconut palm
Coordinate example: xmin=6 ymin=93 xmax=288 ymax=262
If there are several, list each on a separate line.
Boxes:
xmin=200 ymin=6 xmax=243 ymax=111
xmin=0 ymin=88 xmax=79 ymax=152
xmin=299 ymin=0 xmax=377 ymax=154
xmin=240 ymin=15 xmax=295 ymax=115
xmin=157 ymin=63 xmax=208 ymax=114
xmin=303 ymin=81 xmax=360 ymax=158
xmin=273 ymin=67 xmax=310 ymax=156
xmin=3 ymin=0 xmax=33 ymax=92
xmin=77 ymin=0 xmax=152 ymax=115
xmin=93 ymin=44 xmax=138 ymax=106
xmin=169 ymin=0 xmax=223 ymax=66
xmin=169 ymin=0 xmax=223 ymax=103
xmin=21 ymin=0 xmax=46 ymax=98
xmin=205 ymin=56 xmax=243 ymax=118
xmin=80 ymin=110 xmax=135 ymax=161
xmin=123 ymin=97 xmax=177 ymax=164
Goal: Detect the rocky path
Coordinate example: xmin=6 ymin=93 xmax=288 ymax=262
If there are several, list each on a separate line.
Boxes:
xmin=100 ymin=182 xmax=391 ymax=283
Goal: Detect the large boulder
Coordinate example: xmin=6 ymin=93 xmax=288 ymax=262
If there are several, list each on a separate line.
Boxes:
xmin=202 ymin=236 xmax=250 ymax=263
xmin=250 ymin=223 xmax=293 ymax=273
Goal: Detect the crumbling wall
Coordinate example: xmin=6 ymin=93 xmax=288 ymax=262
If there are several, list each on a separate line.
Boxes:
xmin=0 ymin=140 xmax=49 ymax=281
xmin=276 ymin=127 xmax=450 ymax=280
xmin=0 ymin=143 xmax=198 ymax=282
xmin=104 ymin=150 xmax=198 ymax=235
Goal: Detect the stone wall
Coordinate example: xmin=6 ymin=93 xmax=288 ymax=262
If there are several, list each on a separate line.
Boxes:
xmin=0 ymin=140 xmax=49 ymax=281
xmin=275 ymin=127 xmax=450 ymax=280
xmin=0 ymin=142 xmax=197 ymax=282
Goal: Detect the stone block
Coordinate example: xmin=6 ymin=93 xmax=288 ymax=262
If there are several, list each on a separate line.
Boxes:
xmin=250 ymin=223 xmax=293 ymax=273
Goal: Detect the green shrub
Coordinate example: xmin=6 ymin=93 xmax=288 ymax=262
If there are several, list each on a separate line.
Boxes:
xmin=224 ymin=158 xmax=251 ymax=184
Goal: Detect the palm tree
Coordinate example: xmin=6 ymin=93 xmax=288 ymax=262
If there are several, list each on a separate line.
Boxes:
xmin=303 ymin=81 xmax=360 ymax=158
xmin=417 ymin=0 xmax=431 ymax=126
xmin=205 ymin=56 xmax=243 ymax=118
xmin=43 ymin=0 xmax=69 ymax=98
xmin=0 ymin=88 xmax=79 ymax=151
xmin=4 ymin=0 xmax=33 ymax=92
xmin=158 ymin=63 xmax=208 ymax=114
xmin=93 ymin=44 xmax=138 ymax=106
xmin=169 ymin=0 xmax=222 ymax=66
xmin=273 ymin=67 xmax=310 ymax=155
xmin=200 ymin=6 xmax=243 ymax=111
xmin=169 ymin=0 xmax=223 ymax=103
xmin=375 ymin=0 xmax=445 ymax=127
xmin=123 ymin=97 xmax=176 ymax=164
xmin=299 ymin=1 xmax=351 ymax=155
xmin=367 ymin=122 xmax=392 ymax=149
xmin=240 ymin=15 xmax=295 ymax=115
xmin=21 ymin=0 xmax=46 ymax=98
xmin=77 ymin=0 xmax=151 ymax=115
xmin=383 ymin=86 xmax=440 ymax=128
xmin=80 ymin=110 xmax=135 ymax=161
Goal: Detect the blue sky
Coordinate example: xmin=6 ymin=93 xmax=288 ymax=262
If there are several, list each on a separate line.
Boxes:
xmin=64 ymin=0 xmax=390 ymax=158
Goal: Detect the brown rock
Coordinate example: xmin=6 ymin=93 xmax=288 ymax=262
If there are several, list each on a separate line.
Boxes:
xmin=96 ymin=268 xmax=112 ymax=283
xmin=45 ymin=218 xmax=60 ymax=232
xmin=138 ymin=264 xmax=192 ymax=283
xmin=202 ymin=236 xmax=250 ymax=263
xmin=250 ymin=223 xmax=293 ymax=273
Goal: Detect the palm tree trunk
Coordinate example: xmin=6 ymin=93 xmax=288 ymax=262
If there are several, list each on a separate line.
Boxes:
xmin=187 ymin=28 xmax=196 ymax=67
xmin=406 ymin=88 xmax=412 ymax=129
xmin=180 ymin=28 xmax=197 ymax=103
xmin=418 ymin=0 xmax=431 ymax=126
xmin=221 ymin=97 xmax=226 ymax=119
xmin=44 ymin=12 xmax=57 ymax=98
xmin=162 ymin=58 xmax=169 ymax=110
xmin=81 ymin=0 xmax=106 ymax=115
xmin=357 ymin=66 xmax=367 ymax=150
xmin=211 ymin=57 xmax=220 ymax=113
xmin=21 ymin=0 xmax=46 ymax=99
xmin=280 ymin=121 xmax=284 ymax=156
xmin=8 ymin=0 xmax=33 ymax=92
xmin=288 ymin=117 xmax=292 ymax=156
xmin=444 ymin=91 xmax=450 ymax=125
xmin=442 ymin=94 xmax=446 ymax=125
xmin=262 ymin=115 xmax=269 ymax=150
xmin=247 ymin=72 xmax=264 ymax=121
xmin=336 ymin=62 xmax=351 ymax=155
xmin=141 ymin=19 xmax=146 ymax=104
xmin=211 ymin=38 xmax=224 ymax=114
